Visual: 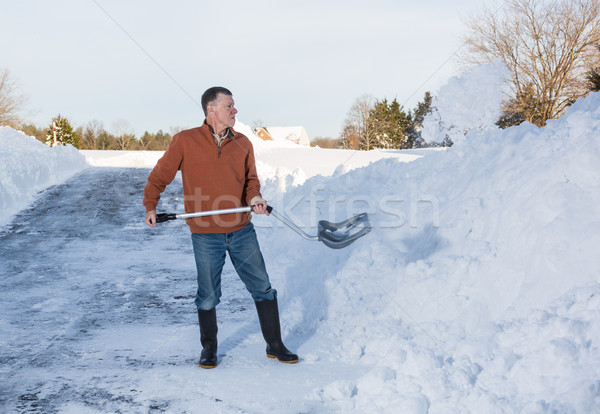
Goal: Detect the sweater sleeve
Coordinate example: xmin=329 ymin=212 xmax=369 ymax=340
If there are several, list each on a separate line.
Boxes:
xmin=142 ymin=134 xmax=183 ymax=212
xmin=243 ymin=142 xmax=262 ymax=205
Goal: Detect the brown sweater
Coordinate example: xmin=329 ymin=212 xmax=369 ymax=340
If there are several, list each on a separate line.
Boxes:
xmin=143 ymin=123 xmax=262 ymax=233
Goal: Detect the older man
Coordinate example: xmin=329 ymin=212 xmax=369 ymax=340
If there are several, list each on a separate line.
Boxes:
xmin=143 ymin=87 xmax=298 ymax=368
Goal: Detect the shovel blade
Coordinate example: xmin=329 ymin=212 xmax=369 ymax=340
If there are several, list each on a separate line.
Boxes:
xmin=317 ymin=213 xmax=372 ymax=249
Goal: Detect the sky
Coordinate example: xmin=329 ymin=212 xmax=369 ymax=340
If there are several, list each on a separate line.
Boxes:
xmin=2 ymin=0 xmax=489 ymax=140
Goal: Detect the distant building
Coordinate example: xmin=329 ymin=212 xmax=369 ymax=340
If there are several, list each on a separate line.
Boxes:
xmin=255 ymin=127 xmax=273 ymax=142
xmin=254 ymin=126 xmax=310 ymax=146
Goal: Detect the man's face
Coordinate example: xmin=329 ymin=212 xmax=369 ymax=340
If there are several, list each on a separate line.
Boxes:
xmin=209 ymin=93 xmax=238 ymax=132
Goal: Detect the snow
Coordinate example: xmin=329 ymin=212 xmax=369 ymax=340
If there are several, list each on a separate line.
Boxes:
xmin=0 ymin=127 xmax=87 ymax=228
xmin=2 ymin=64 xmax=600 ymax=413
xmin=262 ymin=126 xmax=311 ymax=147
xmin=421 ymin=62 xmax=509 ymax=146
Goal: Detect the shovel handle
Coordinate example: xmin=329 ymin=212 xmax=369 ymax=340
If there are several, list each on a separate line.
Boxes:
xmin=155 ymin=205 xmax=272 ymax=224
xmin=156 ymin=213 xmax=177 ymax=223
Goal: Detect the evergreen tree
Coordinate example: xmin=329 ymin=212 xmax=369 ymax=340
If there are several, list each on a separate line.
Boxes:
xmin=368 ymin=98 xmax=414 ymax=149
xmin=369 ymin=99 xmax=393 ymax=149
xmin=152 ymin=129 xmax=172 ymax=150
xmin=342 ymin=91 xmax=434 ymax=150
xmin=96 ymin=130 xmax=115 ymax=150
xmin=412 ymin=92 xmax=433 ymax=126
xmin=588 ymin=68 xmax=600 ymax=92
xmin=410 ymin=92 xmax=433 ymax=148
xmin=139 ymin=131 xmax=155 ymax=150
xmin=496 ymin=84 xmax=542 ymax=128
xmin=46 ymin=115 xmax=80 ymax=148
xmin=389 ymin=99 xmax=412 ymax=149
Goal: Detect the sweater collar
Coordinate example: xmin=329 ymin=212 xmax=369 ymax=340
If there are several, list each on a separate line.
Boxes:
xmin=204 ymin=120 xmax=234 ymax=139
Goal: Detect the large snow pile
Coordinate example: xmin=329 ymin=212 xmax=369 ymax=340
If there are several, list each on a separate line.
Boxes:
xmin=0 ymin=127 xmax=87 ymax=227
xmin=252 ymin=77 xmax=600 ymax=410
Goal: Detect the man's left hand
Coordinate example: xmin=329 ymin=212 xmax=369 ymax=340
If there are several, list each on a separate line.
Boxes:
xmin=251 ymin=197 xmax=270 ymax=215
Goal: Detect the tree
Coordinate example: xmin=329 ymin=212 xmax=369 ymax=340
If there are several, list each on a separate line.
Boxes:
xmin=20 ymin=123 xmax=46 ymax=143
xmin=387 ymin=99 xmax=413 ymax=149
xmin=409 ymin=91 xmax=433 ymax=147
xmin=340 ymin=123 xmax=360 ymax=150
xmin=251 ymin=119 xmax=266 ymax=132
xmin=369 ymin=99 xmax=413 ymax=149
xmin=112 ymin=119 xmax=136 ymax=150
xmin=369 ymin=99 xmax=393 ymax=148
xmin=151 ymin=130 xmax=172 ymax=150
xmin=462 ymin=0 xmax=600 ymax=127
xmin=311 ymin=137 xmax=339 ymax=148
xmin=96 ymin=130 xmax=116 ymax=150
xmin=588 ymin=68 xmax=600 ymax=91
xmin=0 ymin=68 xmax=29 ymax=128
xmin=496 ymin=83 xmax=542 ymax=128
xmin=587 ymin=45 xmax=600 ymax=91
xmin=79 ymin=119 xmax=106 ymax=149
xmin=46 ymin=115 xmax=80 ymax=148
xmin=341 ymin=94 xmax=378 ymax=150
xmin=139 ymin=129 xmax=172 ymax=150
xmin=340 ymin=92 xmax=434 ymax=150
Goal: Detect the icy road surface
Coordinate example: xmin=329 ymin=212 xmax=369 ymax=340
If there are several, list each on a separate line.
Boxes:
xmin=0 ymin=168 xmax=352 ymax=413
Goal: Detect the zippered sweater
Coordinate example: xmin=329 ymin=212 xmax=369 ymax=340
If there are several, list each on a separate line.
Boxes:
xmin=143 ymin=123 xmax=262 ymax=233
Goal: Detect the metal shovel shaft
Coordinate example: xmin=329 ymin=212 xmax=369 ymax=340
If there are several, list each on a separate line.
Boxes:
xmin=268 ymin=209 xmax=319 ymax=241
xmin=157 ymin=206 xmax=318 ymax=241
xmin=174 ymin=206 xmax=252 ymax=220
xmin=155 ymin=205 xmax=371 ymax=249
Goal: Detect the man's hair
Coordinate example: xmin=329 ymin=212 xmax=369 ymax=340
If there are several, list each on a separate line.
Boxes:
xmin=201 ymin=87 xmax=233 ymax=116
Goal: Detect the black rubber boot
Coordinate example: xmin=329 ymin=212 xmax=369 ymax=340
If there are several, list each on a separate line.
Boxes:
xmin=197 ymin=308 xmax=218 ymax=368
xmin=255 ymin=299 xmax=299 ymax=363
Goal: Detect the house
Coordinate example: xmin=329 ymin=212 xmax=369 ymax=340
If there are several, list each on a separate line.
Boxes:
xmin=255 ymin=127 xmax=273 ymax=141
xmin=254 ymin=126 xmax=310 ymax=146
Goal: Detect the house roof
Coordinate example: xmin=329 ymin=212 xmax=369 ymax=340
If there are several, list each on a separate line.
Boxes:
xmin=264 ymin=126 xmax=310 ymax=146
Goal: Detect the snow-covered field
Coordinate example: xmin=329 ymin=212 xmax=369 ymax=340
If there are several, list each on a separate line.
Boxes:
xmin=1 ymin=65 xmax=600 ymax=413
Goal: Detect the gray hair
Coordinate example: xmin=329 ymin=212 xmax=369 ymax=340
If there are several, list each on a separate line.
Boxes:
xmin=201 ymin=87 xmax=232 ymax=116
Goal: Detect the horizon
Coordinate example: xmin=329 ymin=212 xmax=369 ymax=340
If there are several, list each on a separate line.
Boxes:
xmin=3 ymin=0 xmax=487 ymax=139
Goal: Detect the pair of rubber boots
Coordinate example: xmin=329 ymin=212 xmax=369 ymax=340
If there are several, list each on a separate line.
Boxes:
xmin=197 ymin=298 xmax=298 ymax=368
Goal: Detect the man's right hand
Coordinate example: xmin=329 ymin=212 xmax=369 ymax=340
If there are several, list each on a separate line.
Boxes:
xmin=145 ymin=210 xmax=157 ymax=227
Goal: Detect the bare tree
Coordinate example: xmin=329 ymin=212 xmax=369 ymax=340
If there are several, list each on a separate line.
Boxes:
xmin=80 ymin=119 xmax=105 ymax=150
xmin=0 ymin=68 xmax=29 ymax=127
xmin=251 ymin=119 xmax=266 ymax=132
xmin=341 ymin=94 xmax=378 ymax=150
xmin=340 ymin=124 xmax=360 ymax=150
xmin=170 ymin=125 xmax=184 ymax=136
xmin=461 ymin=0 xmax=600 ymax=126
xmin=111 ymin=119 xmax=136 ymax=150
xmin=311 ymin=137 xmax=339 ymax=149
xmin=138 ymin=131 xmax=155 ymax=151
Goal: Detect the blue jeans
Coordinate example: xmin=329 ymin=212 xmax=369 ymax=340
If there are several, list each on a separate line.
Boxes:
xmin=191 ymin=222 xmax=276 ymax=310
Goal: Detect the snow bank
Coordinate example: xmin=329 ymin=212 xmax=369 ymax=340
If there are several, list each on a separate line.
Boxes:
xmin=253 ymin=83 xmax=600 ymax=410
xmin=0 ymin=127 xmax=87 ymax=228
xmin=81 ymin=150 xmax=164 ymax=168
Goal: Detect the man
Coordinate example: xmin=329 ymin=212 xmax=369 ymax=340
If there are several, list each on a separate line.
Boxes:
xmin=143 ymin=87 xmax=298 ymax=368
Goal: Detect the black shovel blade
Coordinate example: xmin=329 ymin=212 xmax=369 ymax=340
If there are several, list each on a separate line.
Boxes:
xmin=317 ymin=212 xmax=372 ymax=249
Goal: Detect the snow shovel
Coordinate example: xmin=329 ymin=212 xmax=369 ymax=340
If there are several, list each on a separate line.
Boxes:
xmin=155 ymin=205 xmax=372 ymax=249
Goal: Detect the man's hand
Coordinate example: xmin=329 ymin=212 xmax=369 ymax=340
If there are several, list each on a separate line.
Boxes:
xmin=145 ymin=210 xmax=157 ymax=227
xmin=250 ymin=197 xmax=270 ymax=215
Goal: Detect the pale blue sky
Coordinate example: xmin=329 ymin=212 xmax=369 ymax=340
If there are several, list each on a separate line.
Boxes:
xmin=2 ymin=0 xmax=489 ymax=139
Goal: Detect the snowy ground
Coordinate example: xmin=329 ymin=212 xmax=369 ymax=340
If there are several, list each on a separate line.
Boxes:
xmin=1 ymin=167 xmax=366 ymax=413
xmin=2 ymin=64 xmax=600 ymax=413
